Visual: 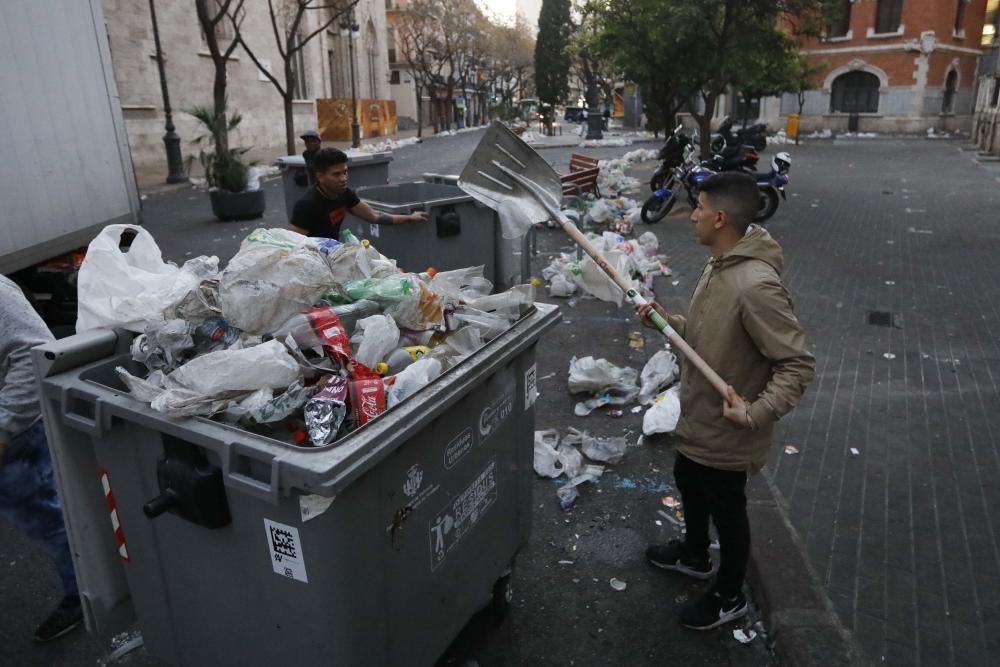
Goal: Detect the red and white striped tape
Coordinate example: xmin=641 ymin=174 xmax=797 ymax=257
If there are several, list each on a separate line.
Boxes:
xmin=99 ymin=469 xmax=129 ymax=562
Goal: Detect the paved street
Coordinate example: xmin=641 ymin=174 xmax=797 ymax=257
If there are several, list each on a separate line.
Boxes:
xmin=3 ymin=129 xmax=1000 ymax=665
xmin=648 ymin=137 xmax=1000 ymax=666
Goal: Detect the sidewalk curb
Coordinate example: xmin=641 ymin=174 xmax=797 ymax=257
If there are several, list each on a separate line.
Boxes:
xmin=745 ymin=473 xmax=869 ymax=666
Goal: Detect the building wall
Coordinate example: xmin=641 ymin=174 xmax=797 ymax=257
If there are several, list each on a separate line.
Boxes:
xmin=780 ymin=0 xmax=990 ymax=133
xmin=103 ymin=0 xmax=389 ymax=176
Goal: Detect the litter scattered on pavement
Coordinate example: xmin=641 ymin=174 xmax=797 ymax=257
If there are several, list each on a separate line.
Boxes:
xmin=885 ymin=280 xmax=896 ymax=286
xmin=655 ymin=520 xmax=663 ymax=526
xmin=907 ymin=227 xmax=933 ymax=234
xmin=628 ymin=331 xmax=644 ymax=350
xmin=783 ymin=445 xmax=800 ymax=455
xmin=608 ymin=409 xmax=624 ymax=418
xmin=733 ymin=628 xmax=758 ymax=644
xmin=558 ymin=560 xmax=575 ymax=565
xmin=661 ymin=495 xmax=681 ymax=509
xmin=883 ymin=352 xmax=896 ymax=359
xmin=850 ymin=447 xmax=861 ymax=456
xmin=568 ymin=356 xmax=639 ymax=415
xmin=609 ymin=577 xmax=628 ymax=591
xmin=631 ymin=406 xmax=643 ymax=414
xmin=642 ymin=385 xmax=681 ymax=435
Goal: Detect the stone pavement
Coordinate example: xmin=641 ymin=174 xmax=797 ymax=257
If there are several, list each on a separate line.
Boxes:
xmin=643 ymin=136 xmax=1000 ymax=666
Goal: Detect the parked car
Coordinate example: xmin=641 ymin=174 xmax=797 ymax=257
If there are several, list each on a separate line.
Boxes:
xmin=564 ymin=107 xmax=588 ymax=122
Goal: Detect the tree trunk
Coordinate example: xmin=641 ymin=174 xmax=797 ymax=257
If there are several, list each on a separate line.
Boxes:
xmin=796 ymin=92 xmax=805 ymax=146
xmin=696 ymin=91 xmax=720 ymax=157
xmin=415 ymin=83 xmax=424 ymax=139
xmin=284 ymin=94 xmax=296 ymax=155
xmin=212 ymin=59 xmax=228 ymax=152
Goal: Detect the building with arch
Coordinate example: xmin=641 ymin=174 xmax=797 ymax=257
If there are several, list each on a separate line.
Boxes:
xmin=781 ymin=0 xmax=990 ymax=134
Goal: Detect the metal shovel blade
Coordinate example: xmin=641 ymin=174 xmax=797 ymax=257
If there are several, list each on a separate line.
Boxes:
xmin=458 ymin=121 xmax=563 ymax=225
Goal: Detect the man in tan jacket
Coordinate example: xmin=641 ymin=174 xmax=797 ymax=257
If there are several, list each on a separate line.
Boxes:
xmin=638 ymin=172 xmax=815 ymax=631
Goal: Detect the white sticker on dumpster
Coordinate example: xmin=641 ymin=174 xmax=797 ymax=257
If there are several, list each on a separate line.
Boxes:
xmin=428 ymin=460 xmax=497 ymax=571
xmin=264 ymin=519 xmax=308 ymax=583
xmin=525 ymin=363 xmax=537 ymax=409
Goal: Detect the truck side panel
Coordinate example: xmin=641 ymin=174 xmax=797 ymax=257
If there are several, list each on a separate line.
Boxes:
xmin=0 ymin=0 xmax=139 ymax=275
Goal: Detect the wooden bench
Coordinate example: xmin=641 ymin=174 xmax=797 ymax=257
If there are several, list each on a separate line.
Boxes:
xmin=560 ymin=153 xmax=601 ymax=198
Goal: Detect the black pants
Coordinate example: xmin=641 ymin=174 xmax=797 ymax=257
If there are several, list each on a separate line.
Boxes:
xmin=673 ymin=452 xmax=750 ymax=597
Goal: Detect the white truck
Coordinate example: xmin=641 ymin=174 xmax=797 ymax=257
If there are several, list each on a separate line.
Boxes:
xmin=0 ymin=0 xmax=141 ymax=333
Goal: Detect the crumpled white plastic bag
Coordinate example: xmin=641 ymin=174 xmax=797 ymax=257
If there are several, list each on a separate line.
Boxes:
xmin=639 ymin=348 xmax=679 ymax=405
xmin=218 ymin=240 xmax=333 ymax=335
xmin=568 ymin=356 xmax=639 ymax=397
xmin=533 ymin=429 xmax=562 ymax=478
xmin=350 ymin=314 xmax=400 ymax=369
xmin=548 ymin=274 xmax=577 ymax=298
xmin=642 ymin=385 xmax=681 ymax=435
xmin=76 ymin=225 xmax=218 ymax=333
xmin=386 ymin=357 xmax=443 ymax=408
xmin=116 ymin=340 xmax=303 ymax=417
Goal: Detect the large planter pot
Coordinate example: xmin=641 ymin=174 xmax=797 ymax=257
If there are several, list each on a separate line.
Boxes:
xmin=209 ymin=189 xmax=266 ymax=221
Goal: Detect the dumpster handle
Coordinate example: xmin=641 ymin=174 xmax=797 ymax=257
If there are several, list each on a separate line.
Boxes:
xmin=222 ymin=442 xmax=280 ymax=505
xmin=60 ymin=388 xmax=109 ymax=438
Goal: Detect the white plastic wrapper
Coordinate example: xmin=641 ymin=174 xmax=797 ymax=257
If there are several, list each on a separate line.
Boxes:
xmin=568 ymin=356 xmax=639 ymax=396
xmin=116 ymin=340 xmax=302 ymax=417
xmin=218 ymin=242 xmax=333 ymax=335
xmin=533 ymin=429 xmax=562 ymax=478
xmin=350 ymin=314 xmax=400 ymax=369
xmin=639 ymin=348 xmax=679 ymax=405
xmin=77 ymin=225 xmax=219 ymax=333
xmin=386 ymin=358 xmax=443 ymax=408
xmin=429 ymin=266 xmax=493 ymax=302
xmin=642 ymin=385 xmax=682 ymax=435
xmin=547 ymin=274 xmax=578 ymax=298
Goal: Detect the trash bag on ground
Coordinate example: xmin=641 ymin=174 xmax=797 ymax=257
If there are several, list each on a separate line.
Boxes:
xmin=77 ymin=225 xmax=219 ymax=333
xmin=639 ymin=348 xmax=679 ymax=405
xmin=533 ymin=430 xmax=562 ymax=478
xmin=563 ymin=428 xmax=627 ymax=464
xmin=642 ymin=385 xmax=681 ymax=435
xmin=556 ymin=464 xmax=605 ymax=510
xmin=547 ymin=274 xmax=577 ymax=298
xmin=568 ymin=356 xmax=639 ymax=399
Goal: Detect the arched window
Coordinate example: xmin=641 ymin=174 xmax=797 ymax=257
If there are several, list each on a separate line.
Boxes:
xmin=942 ymin=70 xmax=958 ymax=113
xmin=830 ymin=71 xmax=880 ymax=113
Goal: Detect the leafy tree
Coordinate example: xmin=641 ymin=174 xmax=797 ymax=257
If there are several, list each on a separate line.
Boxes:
xmin=534 ymin=0 xmax=573 ymax=133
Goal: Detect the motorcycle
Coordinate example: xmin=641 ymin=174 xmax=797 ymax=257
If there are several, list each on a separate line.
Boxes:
xmin=717 ymin=116 xmax=768 ymax=152
xmin=648 ymin=125 xmax=693 ymax=192
xmin=641 ymin=151 xmax=792 ymax=224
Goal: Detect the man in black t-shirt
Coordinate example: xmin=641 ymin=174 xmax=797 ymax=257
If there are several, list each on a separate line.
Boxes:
xmin=290 ymin=148 xmax=427 ymax=238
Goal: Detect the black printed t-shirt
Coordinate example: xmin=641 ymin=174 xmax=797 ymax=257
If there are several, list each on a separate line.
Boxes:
xmin=290 ymin=186 xmax=361 ymax=238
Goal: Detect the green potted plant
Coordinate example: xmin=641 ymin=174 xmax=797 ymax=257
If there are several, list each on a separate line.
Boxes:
xmin=186 ymin=105 xmax=266 ymax=221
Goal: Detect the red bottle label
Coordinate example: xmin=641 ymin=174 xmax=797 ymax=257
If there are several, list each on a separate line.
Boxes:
xmin=349 ymin=379 xmax=386 ymax=427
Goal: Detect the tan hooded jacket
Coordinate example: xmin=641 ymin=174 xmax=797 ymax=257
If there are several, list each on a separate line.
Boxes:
xmin=666 ymin=226 xmax=815 ymax=472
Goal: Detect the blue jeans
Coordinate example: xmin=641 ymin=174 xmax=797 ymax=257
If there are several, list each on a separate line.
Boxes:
xmin=0 ymin=419 xmax=78 ymax=597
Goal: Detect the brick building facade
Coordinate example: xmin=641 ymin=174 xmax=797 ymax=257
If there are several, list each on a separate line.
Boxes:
xmin=783 ymin=0 xmax=989 ymax=133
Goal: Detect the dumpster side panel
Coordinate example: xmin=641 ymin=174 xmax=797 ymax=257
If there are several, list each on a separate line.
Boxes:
xmin=379 ymin=353 xmax=537 ymax=666
xmin=91 ymin=424 xmax=390 ymax=666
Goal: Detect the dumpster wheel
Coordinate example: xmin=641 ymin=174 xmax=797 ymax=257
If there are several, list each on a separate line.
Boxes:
xmin=490 ymin=565 xmax=514 ymax=620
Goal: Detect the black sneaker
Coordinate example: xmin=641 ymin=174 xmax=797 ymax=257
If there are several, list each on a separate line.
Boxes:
xmin=34 ymin=595 xmax=83 ymax=644
xmin=646 ymin=539 xmax=715 ymax=580
xmin=679 ymin=589 xmax=748 ymax=631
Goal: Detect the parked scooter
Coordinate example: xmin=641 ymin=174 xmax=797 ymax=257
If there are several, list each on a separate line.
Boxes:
xmin=649 ymin=125 xmax=693 ymax=192
xmin=717 ymin=116 xmax=768 ymax=151
xmin=641 ymin=151 xmax=792 ymax=224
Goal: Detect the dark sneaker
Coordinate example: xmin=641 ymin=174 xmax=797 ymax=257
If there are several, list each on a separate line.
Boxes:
xmin=646 ymin=539 xmax=715 ymax=580
xmin=679 ymin=589 xmax=748 ymax=631
xmin=34 ymin=595 xmax=83 ymax=643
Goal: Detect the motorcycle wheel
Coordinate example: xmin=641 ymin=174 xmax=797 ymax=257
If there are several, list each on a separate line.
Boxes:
xmin=641 ymin=193 xmax=675 ymax=224
xmin=650 ymin=168 xmax=669 ymax=192
xmin=753 ymin=187 xmax=780 ymax=223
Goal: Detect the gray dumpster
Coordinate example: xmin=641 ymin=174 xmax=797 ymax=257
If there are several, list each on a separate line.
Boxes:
xmin=276 ymin=152 xmax=393 ymax=223
xmin=346 ymin=182 xmax=523 ymax=291
xmin=33 ymin=303 xmax=558 ymax=667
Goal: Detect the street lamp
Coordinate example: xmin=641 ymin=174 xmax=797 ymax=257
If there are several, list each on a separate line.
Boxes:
xmin=149 ymin=0 xmax=187 ymax=183
xmin=339 ymin=8 xmax=361 ymax=148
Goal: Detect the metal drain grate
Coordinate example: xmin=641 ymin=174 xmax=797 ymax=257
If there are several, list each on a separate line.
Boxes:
xmin=867 ymin=310 xmax=899 ymax=328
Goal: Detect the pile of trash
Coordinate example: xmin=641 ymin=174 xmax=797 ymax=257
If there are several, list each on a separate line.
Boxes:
xmin=532 ymin=348 xmax=681 ymax=509
xmin=76 ymin=225 xmax=535 ymax=447
xmin=348 ymin=136 xmax=422 ymax=154
xmin=595 ymin=148 xmax=657 ymax=195
xmin=583 ymin=196 xmax=641 ymax=235
xmin=542 ymin=231 xmax=670 ymax=305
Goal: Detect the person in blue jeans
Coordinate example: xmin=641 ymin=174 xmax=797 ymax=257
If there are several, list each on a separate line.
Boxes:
xmin=0 ymin=275 xmax=82 ymax=643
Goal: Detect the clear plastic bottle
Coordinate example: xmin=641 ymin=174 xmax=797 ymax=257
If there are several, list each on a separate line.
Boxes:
xmin=193 ymin=319 xmax=242 ymax=348
xmin=375 ymin=345 xmax=430 ymax=375
xmin=271 ymin=301 xmax=381 ymax=349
